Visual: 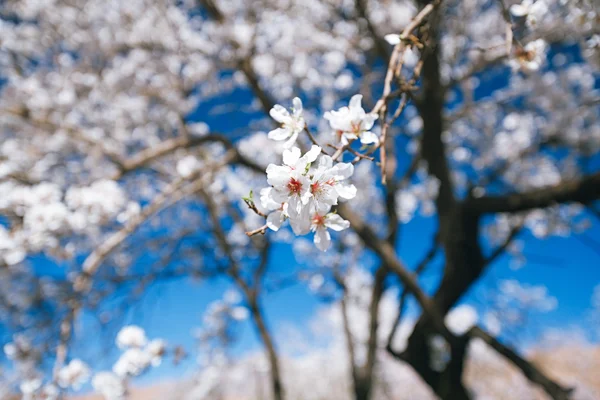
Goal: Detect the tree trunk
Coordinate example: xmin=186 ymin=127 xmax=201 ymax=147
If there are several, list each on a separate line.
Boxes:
xmin=249 ymin=299 xmax=285 ymax=400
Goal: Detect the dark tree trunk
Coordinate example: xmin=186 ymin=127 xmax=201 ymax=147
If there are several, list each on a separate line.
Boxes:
xmin=249 ymin=299 xmax=285 ymax=400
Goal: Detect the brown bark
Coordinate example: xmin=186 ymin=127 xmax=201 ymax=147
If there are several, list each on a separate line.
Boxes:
xmin=248 ymin=297 xmax=285 ymax=400
xmin=468 ymin=326 xmax=573 ymax=400
xmin=466 ymin=172 xmax=600 ymax=215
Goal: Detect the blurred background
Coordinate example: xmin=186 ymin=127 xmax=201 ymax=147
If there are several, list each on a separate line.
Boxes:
xmin=0 ymin=0 xmax=599 ymax=399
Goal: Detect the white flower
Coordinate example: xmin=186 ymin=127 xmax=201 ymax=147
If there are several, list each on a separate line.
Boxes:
xmin=116 ymin=325 xmax=147 ymax=349
xmin=92 ymin=372 xmax=126 ymax=400
xmin=4 ymin=335 xmax=32 ymax=360
xmin=384 ymin=34 xmax=401 ymax=45
xmin=176 ymin=155 xmax=202 ymax=178
xmin=308 ymin=155 xmax=357 ymax=213
xmin=509 ymin=0 xmax=548 ymax=28
xmin=445 ymin=305 xmax=478 ymax=335
xmin=268 ymin=97 xmax=305 ymax=148
xmin=510 ymin=39 xmax=547 ymax=72
xmin=265 ymin=146 xmax=321 ymax=219
xmin=310 ymin=212 xmax=350 ymax=251
xmin=41 ymin=384 xmax=59 ymax=400
xmin=146 ymin=339 xmax=167 ymax=367
xmin=57 ymin=359 xmax=91 ymax=390
xmin=223 ymin=289 xmax=242 ymax=304
xmin=113 ymin=348 xmax=151 ymax=377
xmin=230 ymin=306 xmax=249 ymax=321
xmin=65 ymin=180 xmax=126 ymax=225
xmin=260 ymin=187 xmax=287 ymax=232
xmin=324 ymin=94 xmax=378 ymax=145
xmin=24 ymin=202 xmax=70 ymax=233
xmin=20 ymin=378 xmax=42 ymax=396
xmin=308 ymin=274 xmax=325 ymax=292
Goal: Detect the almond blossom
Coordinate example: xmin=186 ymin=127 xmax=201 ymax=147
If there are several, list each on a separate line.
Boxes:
xmin=260 ymin=140 xmax=355 ymax=250
xmin=260 ymin=187 xmax=287 ymax=232
xmin=509 ymin=39 xmax=547 ymax=72
xmin=310 ymin=212 xmax=350 ymax=251
xmin=268 ymin=97 xmax=305 ymax=148
xmin=57 ymin=359 xmax=90 ymax=390
xmin=265 ymin=145 xmax=321 ymax=215
xmin=308 ymin=155 xmax=357 ymax=213
xmin=324 ymin=95 xmax=379 ymax=145
xmin=116 ymin=325 xmax=147 ymax=349
xmin=113 ymin=348 xmax=152 ymax=377
xmin=384 ymin=34 xmax=402 ymax=45
xmin=92 ymin=372 xmax=126 ymax=400
xmin=510 ymin=0 xmax=548 ymax=28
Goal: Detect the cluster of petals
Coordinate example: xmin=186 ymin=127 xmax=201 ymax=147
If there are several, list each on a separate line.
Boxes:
xmin=510 ymin=0 xmax=548 ymax=28
xmin=57 ymin=359 xmax=91 ymax=390
xmin=324 ymin=94 xmax=378 ymax=145
xmin=262 ymin=145 xmax=353 ymax=251
xmin=510 ymin=39 xmax=547 ymax=72
xmin=111 ymin=325 xmax=166 ymax=378
xmin=268 ymin=97 xmax=305 ymax=148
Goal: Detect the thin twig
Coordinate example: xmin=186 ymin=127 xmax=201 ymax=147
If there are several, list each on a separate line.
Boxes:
xmin=246 ymin=224 xmax=269 ymax=237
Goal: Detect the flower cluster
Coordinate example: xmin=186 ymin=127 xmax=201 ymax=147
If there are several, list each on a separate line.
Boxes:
xmin=57 ymin=359 xmax=91 ymax=390
xmin=324 ymin=95 xmax=378 ymax=145
xmin=510 ymin=39 xmax=548 ymax=72
xmin=510 ymin=0 xmax=548 ymax=29
xmin=112 ymin=326 xmax=166 ymax=378
xmin=261 ymin=146 xmax=354 ymax=251
xmin=92 ymin=325 xmax=167 ymax=400
xmin=196 ymin=290 xmax=249 ymax=348
xmin=258 ymin=95 xmax=380 ymax=251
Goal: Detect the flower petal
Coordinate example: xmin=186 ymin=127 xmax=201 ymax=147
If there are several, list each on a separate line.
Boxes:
xmin=317 ymin=155 xmax=333 ymax=170
xmin=325 ymin=214 xmax=350 ymax=231
xmin=510 ymin=4 xmax=528 ymax=16
xmin=292 ymin=97 xmax=303 ymax=115
xmin=268 ymin=127 xmax=291 ymax=141
xmin=335 ymin=183 xmax=357 ymax=200
xmin=282 ymin=131 xmax=299 ymax=149
xmin=384 ymin=34 xmax=401 ymax=45
xmin=361 ymin=113 xmax=378 ymax=130
xmin=289 ymin=206 xmax=310 ymax=235
xmin=313 ymin=226 xmax=331 ymax=251
xmin=267 ymin=211 xmax=283 ymax=231
xmin=331 ymin=162 xmax=354 ymax=179
xmin=266 ymin=164 xmax=290 ymax=186
xmin=349 ymin=94 xmax=363 ymax=111
xmin=283 ymin=147 xmax=301 ymax=166
xmin=269 ymin=104 xmax=290 ymax=123
xmin=260 ymin=187 xmax=279 ymax=210
xmin=360 ymin=131 xmax=379 ymax=144
xmin=301 ymin=145 xmax=321 ymax=165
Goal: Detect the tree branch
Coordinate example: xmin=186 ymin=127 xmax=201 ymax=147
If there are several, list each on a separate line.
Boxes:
xmin=337 ymin=203 xmax=453 ymax=342
xmin=468 ymin=326 xmax=573 ymax=400
xmin=467 ymin=172 xmax=600 ymax=215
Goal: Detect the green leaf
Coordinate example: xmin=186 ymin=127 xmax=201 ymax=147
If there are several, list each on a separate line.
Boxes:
xmin=304 ymin=162 xmax=311 ymax=174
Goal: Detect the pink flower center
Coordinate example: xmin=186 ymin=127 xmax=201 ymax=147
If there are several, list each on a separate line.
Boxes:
xmin=351 ymin=121 xmax=362 ymax=134
xmin=312 ymin=214 xmax=325 ymax=226
xmin=310 ymin=181 xmax=320 ymax=194
xmin=287 ymin=178 xmax=302 ymax=194
xmin=516 ymin=48 xmax=535 ymax=61
xmin=311 ymin=179 xmax=335 ymax=196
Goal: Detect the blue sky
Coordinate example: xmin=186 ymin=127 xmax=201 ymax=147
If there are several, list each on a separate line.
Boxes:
xmin=62 ymin=59 xmax=600 ymax=385
xmin=60 ymin=208 xmax=600 ymax=386
xmin=3 ymin=39 xmax=598 ymax=391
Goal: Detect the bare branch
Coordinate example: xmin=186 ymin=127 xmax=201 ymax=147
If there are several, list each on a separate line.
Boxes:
xmin=468 ymin=326 xmax=573 ymax=400
xmin=467 ymin=172 xmax=600 ymax=215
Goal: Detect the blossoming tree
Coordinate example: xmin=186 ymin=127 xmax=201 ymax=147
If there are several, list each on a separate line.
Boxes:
xmin=0 ymin=0 xmax=598 ymax=399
